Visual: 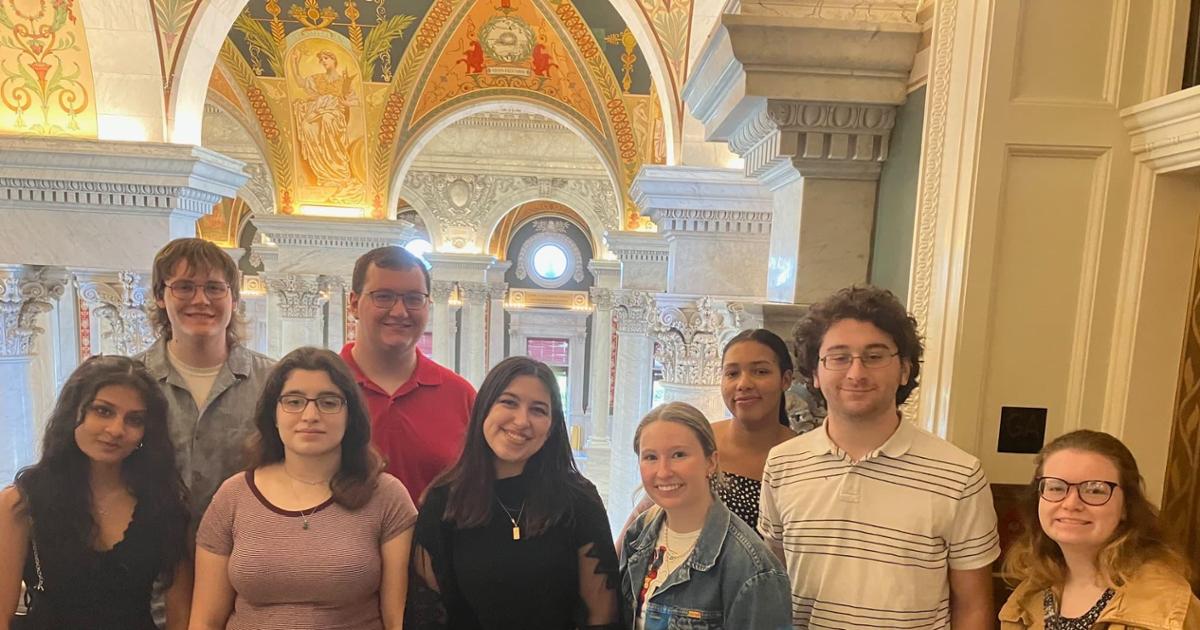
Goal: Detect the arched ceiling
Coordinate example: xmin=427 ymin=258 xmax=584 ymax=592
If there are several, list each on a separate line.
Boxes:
xmin=205 ymin=0 xmax=680 ymax=228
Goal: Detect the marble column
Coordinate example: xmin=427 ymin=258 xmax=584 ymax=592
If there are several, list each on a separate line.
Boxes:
xmin=632 ymin=166 xmax=773 ymax=298
xmin=607 ymin=290 xmax=657 ymax=531
xmin=266 ymin=274 xmax=327 ymax=357
xmin=486 ymin=283 xmax=509 ymax=368
xmin=684 ymin=6 xmax=920 ymax=303
xmin=0 ymin=266 xmax=67 ymax=485
xmin=585 ymin=286 xmax=616 ymax=499
xmin=458 ymin=281 xmax=490 ymax=387
xmin=429 ymin=280 xmax=458 ymax=368
xmin=322 ymin=275 xmax=348 ymax=351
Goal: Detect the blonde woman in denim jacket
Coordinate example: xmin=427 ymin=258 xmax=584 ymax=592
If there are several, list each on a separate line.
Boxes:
xmin=619 ymin=402 xmax=791 ymax=630
xmin=999 ymin=430 xmax=1199 ymax=630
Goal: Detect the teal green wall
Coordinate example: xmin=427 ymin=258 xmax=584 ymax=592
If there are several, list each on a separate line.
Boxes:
xmin=870 ymin=85 xmax=926 ymax=304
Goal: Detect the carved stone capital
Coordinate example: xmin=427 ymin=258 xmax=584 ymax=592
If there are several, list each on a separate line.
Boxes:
xmin=652 ymin=297 xmax=745 ymax=386
xmin=0 ymin=265 xmax=68 ymax=358
xmin=590 ymin=287 xmax=615 ymax=311
xmin=458 ymin=281 xmax=491 ymax=304
xmin=267 ymin=274 xmax=326 ymax=319
xmin=430 ymin=280 xmax=457 ymax=303
xmin=487 ymin=283 xmax=509 ymax=301
xmin=613 ymin=290 xmax=657 ymax=335
xmin=729 ymin=100 xmax=897 ymax=186
xmin=75 ymin=271 xmax=156 ymax=356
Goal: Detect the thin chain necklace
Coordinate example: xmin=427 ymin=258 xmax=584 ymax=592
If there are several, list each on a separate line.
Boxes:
xmin=283 ymin=467 xmax=330 ymax=531
xmin=496 ymin=496 xmax=525 ymax=541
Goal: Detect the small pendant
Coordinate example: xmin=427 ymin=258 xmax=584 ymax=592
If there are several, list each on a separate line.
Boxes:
xmin=302 ymin=520 xmax=310 ymax=530
xmin=512 ymin=526 xmax=521 ymax=540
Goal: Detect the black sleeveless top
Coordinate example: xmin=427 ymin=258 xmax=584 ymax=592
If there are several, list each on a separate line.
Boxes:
xmin=22 ymin=499 xmax=165 ymax=630
xmin=717 ymin=472 xmax=762 ymax=531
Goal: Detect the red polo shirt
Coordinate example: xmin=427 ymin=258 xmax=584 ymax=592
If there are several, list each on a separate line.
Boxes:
xmin=340 ymin=343 xmax=475 ymax=503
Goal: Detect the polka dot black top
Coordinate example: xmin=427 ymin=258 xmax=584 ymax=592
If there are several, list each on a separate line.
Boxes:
xmin=717 ymin=472 xmax=762 ymax=531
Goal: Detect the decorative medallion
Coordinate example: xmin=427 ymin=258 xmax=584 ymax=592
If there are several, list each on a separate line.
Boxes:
xmin=479 ymin=15 xmax=534 ymax=64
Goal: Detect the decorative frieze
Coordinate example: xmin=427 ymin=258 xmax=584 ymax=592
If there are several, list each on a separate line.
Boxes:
xmin=267 ymin=275 xmax=327 ymax=319
xmin=75 ymin=271 xmax=156 ymax=356
xmin=652 ymin=297 xmax=744 ymax=387
xmin=0 ymin=265 xmax=68 ymax=358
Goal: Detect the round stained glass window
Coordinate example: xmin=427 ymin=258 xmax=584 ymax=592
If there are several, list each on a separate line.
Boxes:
xmin=532 ymin=244 xmax=568 ymax=280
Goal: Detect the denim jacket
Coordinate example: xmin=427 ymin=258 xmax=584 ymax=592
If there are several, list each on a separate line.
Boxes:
xmin=619 ymin=500 xmax=792 ymax=630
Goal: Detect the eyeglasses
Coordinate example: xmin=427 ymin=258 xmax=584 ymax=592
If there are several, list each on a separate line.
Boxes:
xmin=367 ymin=290 xmax=429 ymax=310
xmin=1036 ymin=476 xmax=1120 ymax=506
xmin=819 ymin=350 xmax=900 ymax=371
xmin=277 ymin=395 xmax=346 ymax=414
xmin=164 ymin=281 xmax=230 ymax=300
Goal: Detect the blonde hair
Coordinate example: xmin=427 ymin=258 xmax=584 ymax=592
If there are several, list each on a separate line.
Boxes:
xmin=633 ymin=402 xmax=723 ymax=490
xmin=1002 ymin=430 xmax=1186 ymax=590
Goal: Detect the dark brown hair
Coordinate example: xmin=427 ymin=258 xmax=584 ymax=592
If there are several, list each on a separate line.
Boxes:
xmin=352 ymin=245 xmax=430 ymax=295
xmin=792 ymin=285 xmax=922 ymax=406
xmin=722 ymin=329 xmax=795 ymax=427
xmin=432 ymin=356 xmax=596 ymax=536
xmin=149 ymin=238 xmax=243 ymax=345
xmin=246 ymin=347 xmax=384 ymax=510
xmin=1002 ymin=430 xmax=1186 ymax=589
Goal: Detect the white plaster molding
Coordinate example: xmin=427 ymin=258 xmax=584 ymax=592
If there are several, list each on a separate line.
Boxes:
xmin=738 ymin=0 xmax=918 ymax=23
xmin=604 ymin=231 xmax=669 ymax=264
xmin=425 ymin=253 xmax=498 ymax=285
xmin=633 ymin=165 xmax=774 ymax=238
xmin=266 ymin=274 xmax=327 ymax=319
xmin=0 ymin=265 xmax=68 ymax=358
xmin=252 ymin=215 xmax=418 ymax=250
xmin=1122 ymin=85 xmax=1200 ymax=172
xmin=652 ymin=296 xmax=745 ymax=386
xmin=587 ymin=259 xmax=622 ymax=289
xmin=0 ymin=137 xmax=248 ymax=215
xmin=613 ymin=290 xmax=657 ymax=335
xmin=74 ymin=270 xmax=156 ymax=356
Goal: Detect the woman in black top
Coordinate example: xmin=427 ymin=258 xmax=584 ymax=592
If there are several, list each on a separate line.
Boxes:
xmin=0 ymin=356 xmax=191 ymax=630
xmin=406 ymin=356 xmax=620 ymax=630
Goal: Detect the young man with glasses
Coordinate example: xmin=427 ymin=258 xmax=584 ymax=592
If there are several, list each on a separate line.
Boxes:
xmin=135 ymin=238 xmax=275 ymax=521
xmin=340 ymin=245 xmax=475 ymax=503
xmin=759 ymin=285 xmax=1001 ymax=629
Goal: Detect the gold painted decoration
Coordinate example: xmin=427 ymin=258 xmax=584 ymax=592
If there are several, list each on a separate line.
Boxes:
xmin=634 ymin=0 xmax=691 ymax=118
xmin=151 ymin=0 xmax=202 ymax=101
xmin=198 ymin=196 xmax=252 ymax=247
xmin=1163 ymin=236 xmax=1200 ymax=584
xmin=0 ymin=0 xmax=96 ymax=136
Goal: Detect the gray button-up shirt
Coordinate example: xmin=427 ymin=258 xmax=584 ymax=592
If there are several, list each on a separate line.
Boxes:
xmin=135 ymin=338 xmax=275 ymax=523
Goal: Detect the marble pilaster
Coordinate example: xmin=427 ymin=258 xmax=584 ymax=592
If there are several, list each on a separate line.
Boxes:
xmin=458 ymin=281 xmax=491 ymax=387
xmin=429 ymin=280 xmax=458 ymax=368
xmin=607 ymin=290 xmax=657 ymax=531
xmin=0 ymin=265 xmax=68 ymax=486
xmin=486 ymin=282 xmax=509 ymax=369
xmin=585 ymin=285 xmax=616 ymax=500
xmin=266 ymin=274 xmax=327 ymax=357
xmin=0 ymin=137 xmax=247 ymax=270
xmin=632 ymin=166 xmax=773 ymax=298
xmin=684 ymin=8 xmax=920 ymax=304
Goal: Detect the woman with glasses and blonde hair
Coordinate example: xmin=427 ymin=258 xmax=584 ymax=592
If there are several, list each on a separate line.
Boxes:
xmin=0 ymin=355 xmax=191 ymax=630
xmin=189 ymin=347 xmax=416 ymax=630
xmin=619 ymin=402 xmax=791 ymax=630
xmin=1000 ymin=429 xmax=1199 ymax=630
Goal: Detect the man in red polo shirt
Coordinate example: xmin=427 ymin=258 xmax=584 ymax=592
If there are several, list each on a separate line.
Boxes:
xmin=341 ymin=245 xmax=475 ymax=502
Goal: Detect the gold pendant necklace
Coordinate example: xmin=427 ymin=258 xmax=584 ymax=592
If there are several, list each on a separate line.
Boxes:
xmin=496 ymin=497 xmax=525 ymax=541
xmin=284 ymin=469 xmax=330 ymax=531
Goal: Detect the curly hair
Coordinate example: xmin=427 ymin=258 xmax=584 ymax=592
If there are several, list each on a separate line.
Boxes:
xmin=149 ymin=238 xmax=243 ymax=345
xmin=245 ymin=347 xmax=385 ymax=510
xmin=14 ymin=355 xmax=190 ymax=584
xmin=1002 ymin=430 xmax=1186 ymax=590
xmin=792 ymin=285 xmax=922 ymax=406
xmin=433 ymin=356 xmax=595 ymax=537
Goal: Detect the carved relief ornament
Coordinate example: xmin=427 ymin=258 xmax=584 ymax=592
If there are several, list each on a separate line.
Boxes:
xmin=0 ymin=266 xmax=68 ymax=358
xmin=652 ymin=297 xmax=745 ymax=387
xmin=268 ymin=274 xmax=327 ymax=319
xmin=76 ymin=271 xmax=156 ymax=356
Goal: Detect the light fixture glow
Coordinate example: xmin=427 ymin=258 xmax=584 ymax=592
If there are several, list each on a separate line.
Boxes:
xmin=97 ymin=115 xmax=149 ymax=142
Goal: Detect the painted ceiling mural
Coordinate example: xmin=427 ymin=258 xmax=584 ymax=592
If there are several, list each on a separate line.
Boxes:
xmin=208 ymin=0 xmax=680 ymax=229
xmin=0 ymin=0 xmax=97 ymax=136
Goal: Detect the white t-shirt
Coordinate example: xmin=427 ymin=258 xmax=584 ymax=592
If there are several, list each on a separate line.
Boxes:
xmin=636 ymin=523 xmax=702 ymax=630
xmin=167 ymin=346 xmax=222 ymax=410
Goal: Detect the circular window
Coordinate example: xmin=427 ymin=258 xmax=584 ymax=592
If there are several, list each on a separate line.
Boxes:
xmin=532 ymin=244 xmax=568 ymax=280
xmin=403 ymin=238 xmax=433 ymax=267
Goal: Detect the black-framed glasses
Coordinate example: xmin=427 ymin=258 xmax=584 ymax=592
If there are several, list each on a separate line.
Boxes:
xmin=819 ymin=350 xmax=900 ymax=371
xmin=278 ymin=395 xmax=346 ymax=414
xmin=1036 ymin=476 xmax=1120 ymax=506
xmin=367 ymin=290 xmax=429 ymax=310
xmin=164 ymin=281 xmax=230 ymax=300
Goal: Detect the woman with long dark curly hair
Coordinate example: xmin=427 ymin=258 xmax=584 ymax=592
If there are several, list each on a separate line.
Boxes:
xmin=406 ymin=356 xmax=620 ymax=630
xmin=1000 ymin=430 xmax=1199 ymax=629
xmin=189 ymin=347 xmax=416 ymax=630
xmin=0 ymin=355 xmax=192 ymax=630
